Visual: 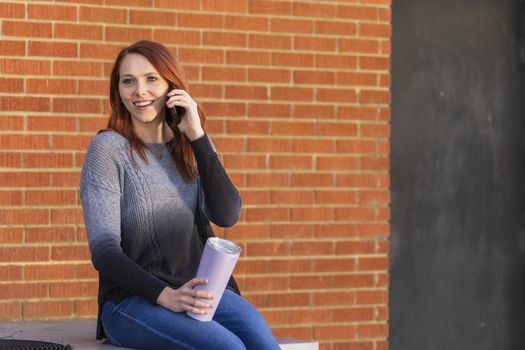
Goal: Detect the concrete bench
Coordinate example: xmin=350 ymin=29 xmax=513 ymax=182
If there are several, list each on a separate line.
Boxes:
xmin=0 ymin=319 xmax=319 ymax=350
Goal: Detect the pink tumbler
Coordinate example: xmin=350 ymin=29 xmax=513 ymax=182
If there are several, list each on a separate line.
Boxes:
xmin=187 ymin=237 xmax=241 ymax=321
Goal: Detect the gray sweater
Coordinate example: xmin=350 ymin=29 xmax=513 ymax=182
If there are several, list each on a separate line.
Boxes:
xmin=80 ymin=130 xmax=242 ymax=339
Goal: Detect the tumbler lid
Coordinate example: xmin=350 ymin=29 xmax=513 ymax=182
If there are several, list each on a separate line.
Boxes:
xmin=207 ymin=237 xmax=241 ymax=255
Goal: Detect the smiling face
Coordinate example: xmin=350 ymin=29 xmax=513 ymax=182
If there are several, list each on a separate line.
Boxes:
xmin=118 ymin=53 xmax=170 ymax=128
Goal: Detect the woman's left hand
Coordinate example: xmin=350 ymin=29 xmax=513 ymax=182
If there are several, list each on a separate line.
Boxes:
xmin=166 ymin=89 xmax=204 ymax=141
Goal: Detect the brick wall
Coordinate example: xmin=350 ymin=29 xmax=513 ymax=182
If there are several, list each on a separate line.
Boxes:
xmin=0 ymin=1 xmax=390 ymax=349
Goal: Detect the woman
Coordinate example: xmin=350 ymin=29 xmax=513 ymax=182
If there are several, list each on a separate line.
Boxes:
xmin=80 ymin=40 xmax=280 ymax=350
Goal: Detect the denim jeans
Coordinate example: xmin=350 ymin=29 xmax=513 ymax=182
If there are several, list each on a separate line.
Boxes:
xmin=101 ymin=289 xmax=281 ymax=350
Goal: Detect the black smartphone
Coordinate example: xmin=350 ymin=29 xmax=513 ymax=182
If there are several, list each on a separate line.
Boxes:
xmin=168 ymin=85 xmax=185 ymax=125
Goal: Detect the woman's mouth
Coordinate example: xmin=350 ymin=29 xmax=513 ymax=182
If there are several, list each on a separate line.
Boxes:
xmin=133 ymin=100 xmax=154 ymax=109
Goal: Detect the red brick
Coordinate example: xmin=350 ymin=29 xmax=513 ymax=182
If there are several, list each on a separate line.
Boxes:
xmin=226 ymin=85 xmax=269 ymax=100
xmin=270 ymin=224 xmax=315 ymax=238
xmin=248 ymin=103 xmax=291 ymax=118
xmin=23 ymin=301 xmax=74 ymax=319
xmin=248 ymin=68 xmax=291 ymax=83
xmin=291 ymin=207 xmax=334 ymax=221
xmin=24 ymin=264 xmax=76 ymax=280
xmin=51 ymin=171 xmax=81 ymax=187
xmin=317 ymin=122 xmax=358 ymax=136
xmin=26 ymin=227 xmax=76 ymax=243
xmin=225 ymin=15 xmax=268 ymax=31
xmin=316 ymin=156 xmax=361 ymax=170
xmin=105 ymin=26 xmax=153 ymax=43
xmin=240 ymin=189 xmax=270 ymax=205
xmin=105 ymin=0 xmax=152 ymax=6
xmin=246 ymin=173 xmax=290 ymax=187
xmin=0 ymin=265 xmax=23 ymax=281
xmin=245 ymin=207 xmax=290 ymax=222
xmin=335 ymin=207 xmax=376 ymax=221
xmin=360 ymin=89 xmax=391 ymax=104
xmin=154 ymin=29 xmax=201 ymax=45
xmin=0 ymin=134 xmax=49 ymax=149
xmin=129 ymin=9 xmax=177 ymax=26
xmin=52 ymin=98 xmax=103 ymax=114
xmin=360 ymin=23 xmax=391 ymax=38
xmin=27 ymin=116 xmax=77 ymax=132
xmin=244 ymin=276 xmax=289 ymax=291
xmin=0 ymin=172 xmax=50 ymax=187
xmin=267 ymin=292 xmax=310 ymax=307
xmin=316 ymin=54 xmax=357 ymax=69
xmin=272 ymin=52 xmax=314 ymax=67
xmin=293 ymin=105 xmax=335 ymax=119
xmin=316 ymin=190 xmax=358 ymax=205
xmin=79 ymin=117 xmax=107 ymax=132
xmin=26 ymin=78 xmax=76 ymax=94
xmin=316 ymin=88 xmax=357 ymax=103
xmin=55 ymin=23 xmax=103 ymax=40
xmin=0 ymin=96 xmax=50 ymax=113
xmin=0 ymin=58 xmax=51 ymax=75
xmin=269 ymin=259 xmax=313 ymax=273
xmin=360 ymin=56 xmax=390 ymax=70
xmin=180 ymin=48 xmax=224 ymax=64
xmin=313 ymin=291 xmax=355 ymax=306
xmin=0 ymin=190 xmax=22 ymax=207
xmin=336 ymin=139 xmax=377 ymax=154
xmin=227 ymin=50 xmax=270 ymax=65
xmin=290 ymin=274 xmax=332 ymax=290
xmin=291 ymin=173 xmax=333 ymax=187
xmin=227 ymin=120 xmax=270 ymax=135
xmin=0 ymin=2 xmax=24 ymax=18
xmin=356 ymin=290 xmax=388 ymax=305
xmin=294 ymin=70 xmax=335 ymax=85
xmin=357 ymin=324 xmax=388 ymax=338
xmin=223 ymin=154 xmax=267 ymax=169
xmin=29 ymin=41 xmax=78 ymax=58
xmin=0 ymin=302 xmax=21 ymax=319
xmin=0 ymin=247 xmax=49 ymax=262
xmin=249 ymin=33 xmax=292 ymax=50
xmin=50 ymin=281 xmax=98 ymax=298
xmin=337 ymin=5 xmax=379 ymax=20
xmin=26 ymin=189 xmax=76 ymax=206
xmin=78 ymin=80 xmax=107 ymax=96
xmin=80 ymin=6 xmax=127 ymax=24
xmin=291 ymin=241 xmax=334 ymax=255
xmin=333 ymin=274 xmax=375 ymax=288
xmin=271 ymin=18 xmax=313 ymax=34
xmin=249 ymin=0 xmax=292 ymax=15
xmin=156 ymin=0 xmax=201 ymax=9
xmin=361 ymin=156 xmax=389 ymax=170
xmin=270 ymin=155 xmax=313 ymax=170
xmin=0 ymin=20 xmax=53 ymax=38
xmin=295 ymin=36 xmax=337 ymax=52
xmin=247 ymin=137 xmax=290 ymax=152
xmin=0 ymin=283 xmax=48 ymax=299
xmin=80 ymin=43 xmax=123 ymax=60
xmin=315 ymin=20 xmax=356 ymax=36
xmin=0 ymin=40 xmax=25 ymax=56
xmin=28 ymin=4 xmax=77 ymax=21
xmin=360 ymin=190 xmax=390 ymax=205
xmin=290 ymin=309 xmax=333 ymax=324
xmin=271 ymin=190 xmax=314 ymax=205
xmin=201 ymin=67 xmax=245 ymax=82
xmin=0 ymin=115 xmax=23 ymax=131
xmin=178 ymin=13 xmax=223 ymax=29
xmin=0 ymin=153 xmax=22 ymax=168
xmin=0 ymin=78 xmax=23 ymax=93
xmin=315 ymin=258 xmax=356 ymax=272
xmin=203 ymin=0 xmax=248 ymax=13
xmin=272 ymin=87 xmax=314 ymax=102
xmin=75 ymin=299 xmax=98 ymax=317
xmin=290 ymin=139 xmax=333 ymax=153
xmin=51 ymin=208 xmax=84 ymax=225
xmin=0 ymin=227 xmax=23 ymax=244
xmin=51 ymin=245 xmax=90 ymax=261
xmin=272 ymin=121 xmax=316 ymax=136
xmin=293 ymin=2 xmax=337 ymax=18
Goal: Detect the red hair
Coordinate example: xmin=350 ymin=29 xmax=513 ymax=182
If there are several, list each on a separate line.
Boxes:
xmin=106 ymin=40 xmax=205 ymax=182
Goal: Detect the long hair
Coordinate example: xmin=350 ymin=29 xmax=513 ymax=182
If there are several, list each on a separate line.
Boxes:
xmin=106 ymin=40 xmax=205 ymax=182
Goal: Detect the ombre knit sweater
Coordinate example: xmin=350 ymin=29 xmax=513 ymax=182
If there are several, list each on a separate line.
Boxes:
xmin=80 ymin=130 xmax=242 ymax=339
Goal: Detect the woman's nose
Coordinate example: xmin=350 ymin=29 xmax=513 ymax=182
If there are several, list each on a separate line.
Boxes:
xmin=134 ymin=82 xmax=147 ymax=96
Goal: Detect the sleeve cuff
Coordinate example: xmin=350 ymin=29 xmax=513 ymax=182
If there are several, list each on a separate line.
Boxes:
xmin=189 ymin=133 xmax=215 ymax=157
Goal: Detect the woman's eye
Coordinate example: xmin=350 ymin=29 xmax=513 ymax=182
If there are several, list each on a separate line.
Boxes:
xmin=121 ymin=79 xmax=134 ymax=85
xmin=147 ymin=76 xmax=158 ymax=82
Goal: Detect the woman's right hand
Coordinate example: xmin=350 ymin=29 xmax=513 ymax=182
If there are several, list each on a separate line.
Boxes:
xmin=156 ymin=278 xmax=214 ymax=315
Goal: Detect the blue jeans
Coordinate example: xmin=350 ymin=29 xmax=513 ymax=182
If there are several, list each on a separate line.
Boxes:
xmin=101 ymin=289 xmax=280 ymax=350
